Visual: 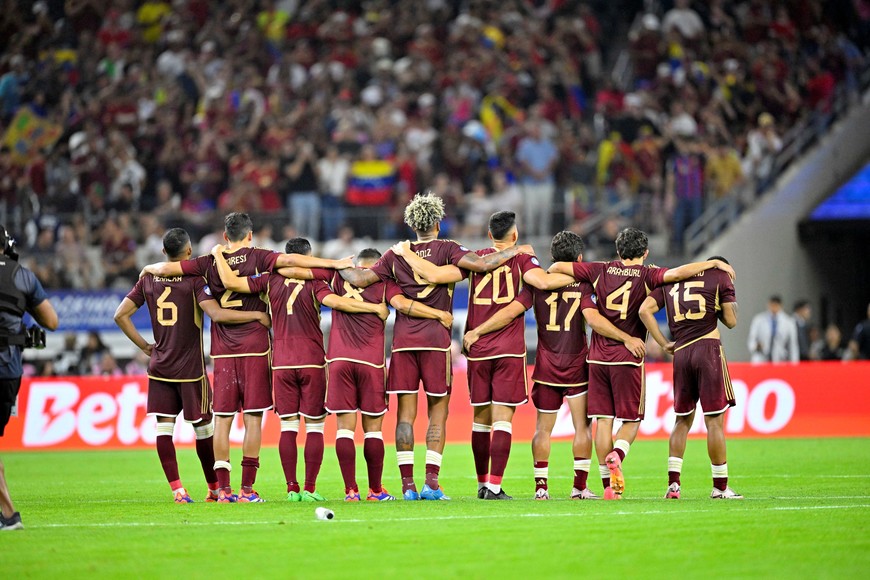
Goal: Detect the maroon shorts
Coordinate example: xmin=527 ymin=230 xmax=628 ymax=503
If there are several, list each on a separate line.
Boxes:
xmin=531 ymin=382 xmax=588 ymax=413
xmin=325 ymin=360 xmax=387 ymax=416
xmin=673 ymin=340 xmax=736 ymax=415
xmin=273 ymin=367 xmax=327 ymax=419
xmin=147 ymin=376 xmax=213 ymax=423
xmin=212 ymin=355 xmax=273 ymax=415
xmin=468 ymin=356 xmax=528 ymax=406
xmin=587 ymin=363 xmax=645 ymax=421
xmin=387 ymin=349 xmax=452 ymax=397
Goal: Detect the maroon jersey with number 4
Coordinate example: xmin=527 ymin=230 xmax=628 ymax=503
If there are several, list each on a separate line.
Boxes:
xmin=181 ymin=247 xmax=280 ymax=357
xmin=247 ymin=272 xmax=333 ymax=368
xmin=126 ymin=274 xmax=212 ymax=381
xmin=465 ymin=250 xmax=539 ymax=359
xmin=531 ymin=281 xmax=596 ymax=386
xmin=572 ymin=260 xmax=668 ymax=365
xmin=323 ymin=270 xmax=401 ymax=367
xmin=648 ymin=269 xmax=736 ymax=349
xmin=369 ymin=240 xmax=471 ymax=351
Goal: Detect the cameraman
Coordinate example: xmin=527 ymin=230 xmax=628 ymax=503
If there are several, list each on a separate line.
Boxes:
xmin=0 ymin=226 xmax=58 ymax=531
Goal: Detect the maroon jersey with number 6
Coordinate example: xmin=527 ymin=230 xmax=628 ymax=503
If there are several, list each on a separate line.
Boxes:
xmin=465 ymin=249 xmax=538 ymax=359
xmin=247 ymin=272 xmax=333 ymax=368
xmin=180 ymin=247 xmax=280 ymax=357
xmin=369 ymin=240 xmax=471 ymax=351
xmin=325 ymin=270 xmax=401 ymax=367
xmin=126 ymin=274 xmax=212 ymax=381
xmin=648 ymin=269 xmax=736 ymax=350
xmin=531 ymin=281 xmax=596 ymax=386
xmin=571 ymin=260 xmax=667 ymax=365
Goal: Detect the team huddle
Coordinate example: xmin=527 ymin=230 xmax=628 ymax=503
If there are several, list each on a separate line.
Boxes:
xmin=114 ymin=193 xmax=742 ymax=504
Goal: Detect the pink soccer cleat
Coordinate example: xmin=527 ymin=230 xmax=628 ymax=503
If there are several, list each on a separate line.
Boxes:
xmin=602 ymin=486 xmax=621 ymax=500
xmin=605 ymin=451 xmax=625 ymax=495
xmin=665 ymin=483 xmax=681 ymax=499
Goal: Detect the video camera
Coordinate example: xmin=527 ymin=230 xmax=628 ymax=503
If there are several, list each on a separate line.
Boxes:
xmin=24 ymin=325 xmax=46 ymax=349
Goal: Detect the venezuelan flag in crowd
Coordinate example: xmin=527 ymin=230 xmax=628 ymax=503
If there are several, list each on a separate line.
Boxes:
xmin=346 ymin=159 xmax=396 ymax=206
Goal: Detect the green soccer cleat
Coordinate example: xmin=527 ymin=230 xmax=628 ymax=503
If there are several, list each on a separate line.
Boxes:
xmin=301 ymin=490 xmax=326 ymax=502
xmin=287 ymin=491 xmax=303 ymax=502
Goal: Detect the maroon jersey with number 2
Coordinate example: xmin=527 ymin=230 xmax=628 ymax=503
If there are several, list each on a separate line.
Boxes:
xmin=180 ymin=247 xmax=279 ymax=357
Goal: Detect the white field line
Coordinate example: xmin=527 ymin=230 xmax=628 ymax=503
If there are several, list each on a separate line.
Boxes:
xmin=35 ymin=503 xmax=870 ymax=529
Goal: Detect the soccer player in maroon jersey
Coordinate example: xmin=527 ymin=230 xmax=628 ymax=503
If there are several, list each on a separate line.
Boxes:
xmin=639 ymin=256 xmax=743 ymax=499
xmin=114 ymin=228 xmax=270 ymax=503
xmin=141 ymin=213 xmax=352 ymax=503
xmin=549 ymin=227 xmax=735 ymax=499
xmin=210 ymin=238 xmax=390 ymax=502
xmin=462 ymin=231 xmax=645 ymax=500
xmin=277 ymin=247 xmax=453 ymax=501
xmin=395 ymin=211 xmax=579 ymax=499
xmin=336 ymin=193 xmax=534 ymax=501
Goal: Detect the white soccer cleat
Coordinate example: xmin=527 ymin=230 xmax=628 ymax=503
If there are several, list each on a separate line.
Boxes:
xmin=710 ymin=486 xmax=743 ymax=499
xmin=534 ymin=488 xmax=550 ymax=500
xmin=570 ymin=487 xmax=600 ymax=500
xmin=665 ymin=483 xmax=681 ymax=499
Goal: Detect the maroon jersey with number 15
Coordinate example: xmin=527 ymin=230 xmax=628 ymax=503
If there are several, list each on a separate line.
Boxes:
xmin=126 ymin=274 xmax=212 ymax=381
xmin=181 ymin=247 xmax=280 ymax=357
xmin=572 ymin=260 xmax=667 ymax=365
xmin=369 ymin=239 xmax=471 ymax=351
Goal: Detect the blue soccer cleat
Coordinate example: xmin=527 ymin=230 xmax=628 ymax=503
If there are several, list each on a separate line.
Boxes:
xmin=420 ymin=484 xmax=451 ymax=501
xmin=402 ymin=488 xmax=420 ymax=501
xmin=366 ymin=488 xmax=396 ymax=501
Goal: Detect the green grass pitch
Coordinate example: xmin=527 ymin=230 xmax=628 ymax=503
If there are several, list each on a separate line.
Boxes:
xmin=4 ymin=437 xmax=869 ymax=578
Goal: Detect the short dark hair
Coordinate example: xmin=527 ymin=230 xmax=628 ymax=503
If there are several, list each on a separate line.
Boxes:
xmin=707 ymin=255 xmax=730 ymax=265
xmin=769 ymin=295 xmax=782 ymax=305
xmin=488 ymin=211 xmax=517 ymax=241
xmin=357 ymin=248 xmax=382 ymax=262
xmin=224 ymin=212 xmax=253 ymax=242
xmin=794 ymin=299 xmax=809 ymax=311
xmin=163 ymin=228 xmax=190 ymax=259
xmin=551 ymin=231 xmax=585 ymax=262
xmin=285 ymin=237 xmax=312 ymax=255
xmin=615 ymin=227 xmax=648 ymax=260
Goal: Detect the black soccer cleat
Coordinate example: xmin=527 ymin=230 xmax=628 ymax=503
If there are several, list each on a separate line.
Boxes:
xmin=482 ymin=488 xmax=513 ymax=500
xmin=477 ymin=487 xmax=486 ymax=499
xmin=0 ymin=511 xmax=23 ymax=531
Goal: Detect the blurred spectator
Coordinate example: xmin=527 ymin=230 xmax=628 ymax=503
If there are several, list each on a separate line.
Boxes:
xmin=747 ymin=295 xmax=799 ymax=363
xmin=124 ymin=350 xmax=150 ymax=376
xmin=345 ymin=144 xmax=395 ymax=238
xmin=317 ymin=145 xmax=349 ymax=241
xmin=461 ymin=180 xmax=493 ymax=238
xmin=100 ymin=217 xmax=138 ymax=289
xmin=77 ymin=331 xmax=107 ymax=375
xmin=320 ymin=225 xmax=365 ymax=261
xmin=744 ymin=112 xmax=783 ymax=190
xmin=280 ymin=137 xmax=321 ymax=240
xmin=792 ymin=299 xmax=813 ymax=361
xmin=666 ymin=137 xmax=705 ymax=252
xmin=662 ymin=0 xmax=705 ymax=41
xmin=847 ymin=302 xmax=870 ymax=360
xmin=812 ymin=324 xmax=846 ymax=361
xmin=97 ymin=352 xmax=123 ymax=376
xmin=54 ymin=333 xmax=81 ymax=375
xmin=705 ymin=138 xmax=745 ymax=200
xmin=516 ymin=122 xmax=559 ymax=238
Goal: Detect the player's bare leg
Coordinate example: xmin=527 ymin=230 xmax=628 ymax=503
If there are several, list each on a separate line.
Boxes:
xmin=362 ymin=414 xmax=393 ymax=500
xmin=568 ymin=396 xmax=596 ymax=499
xmin=154 ymin=417 xmax=190 ymax=502
xmin=335 ymin=413 xmax=360 ymax=500
xmin=532 ymin=411 xmax=557 ymax=499
xmin=605 ymin=420 xmax=640 ymax=497
xmin=302 ymin=417 xmax=326 ymax=500
xmin=238 ymin=411 xmax=264 ymax=502
xmin=665 ymin=411 xmax=694 ymax=499
xmin=421 ymin=394 xmax=450 ymax=499
xmin=279 ymin=414 xmax=302 ymax=499
xmin=705 ymin=412 xmax=742 ymax=498
xmin=594 ymin=417 xmax=617 ymax=498
xmin=213 ymin=415 xmax=235 ymax=501
xmin=472 ymin=405 xmax=492 ymax=497
xmin=191 ymin=417 xmax=218 ymax=501
xmin=484 ymin=404 xmax=515 ymax=499
xmin=395 ymin=393 xmax=419 ymax=498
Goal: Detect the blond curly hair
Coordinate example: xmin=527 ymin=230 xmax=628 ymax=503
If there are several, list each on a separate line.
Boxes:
xmin=403 ymin=192 xmax=445 ymax=233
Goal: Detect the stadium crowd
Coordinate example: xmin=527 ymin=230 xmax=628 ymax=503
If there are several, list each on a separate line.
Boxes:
xmin=1 ymin=2 xmax=867 ymax=294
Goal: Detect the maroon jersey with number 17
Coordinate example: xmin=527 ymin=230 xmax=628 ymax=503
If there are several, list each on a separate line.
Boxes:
xmin=247 ymin=272 xmax=333 ymax=368
xmin=572 ymin=260 xmax=667 ymax=365
xmin=181 ymin=247 xmax=280 ymax=357
xmin=369 ymin=239 xmax=471 ymax=351
xmin=531 ymin=281 xmax=597 ymax=386
xmin=465 ymin=250 xmax=539 ymax=359
xmin=649 ymin=269 xmax=736 ymax=350
xmin=126 ymin=274 xmax=212 ymax=381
